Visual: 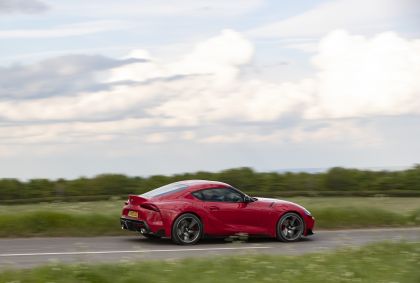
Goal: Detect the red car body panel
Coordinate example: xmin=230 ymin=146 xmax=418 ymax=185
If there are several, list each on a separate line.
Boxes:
xmin=121 ymin=180 xmax=315 ymax=239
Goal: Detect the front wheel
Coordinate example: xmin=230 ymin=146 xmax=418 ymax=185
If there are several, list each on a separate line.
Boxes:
xmin=172 ymin=213 xmax=202 ymax=245
xmin=276 ymin=212 xmax=305 ymax=242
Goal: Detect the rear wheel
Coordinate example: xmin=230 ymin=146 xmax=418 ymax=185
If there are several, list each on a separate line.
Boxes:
xmin=276 ymin=212 xmax=305 ymax=242
xmin=172 ymin=213 xmax=202 ymax=245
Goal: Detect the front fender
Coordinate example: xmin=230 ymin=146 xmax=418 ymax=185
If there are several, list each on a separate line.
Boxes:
xmin=273 ymin=204 xmax=315 ymax=236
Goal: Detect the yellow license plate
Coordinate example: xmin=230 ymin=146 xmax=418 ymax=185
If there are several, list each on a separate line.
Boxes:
xmin=128 ymin=211 xmax=138 ymax=218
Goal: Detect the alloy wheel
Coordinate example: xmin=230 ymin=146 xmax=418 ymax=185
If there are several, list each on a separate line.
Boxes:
xmin=173 ymin=214 xmax=202 ymax=245
xmin=277 ymin=213 xmax=304 ymax=241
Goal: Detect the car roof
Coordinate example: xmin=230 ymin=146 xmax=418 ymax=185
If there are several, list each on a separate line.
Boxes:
xmin=143 ymin=180 xmax=232 ymax=200
xmin=173 ymin=180 xmax=231 ymax=189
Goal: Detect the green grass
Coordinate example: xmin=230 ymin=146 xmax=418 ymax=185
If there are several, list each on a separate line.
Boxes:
xmin=313 ymin=207 xmax=420 ymax=229
xmin=0 ymin=211 xmax=125 ymax=237
xmin=0 ymin=197 xmax=419 ymax=237
xmin=0 ymin=200 xmax=124 ymax=215
xmin=0 ymin=242 xmax=419 ymax=283
xmin=284 ymin=196 xmax=420 ymax=214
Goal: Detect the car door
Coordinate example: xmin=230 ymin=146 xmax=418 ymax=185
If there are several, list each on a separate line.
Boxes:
xmin=234 ymin=197 xmax=273 ymax=235
xmin=193 ymin=187 xmax=248 ymax=235
xmin=193 ymin=187 xmax=273 ymax=235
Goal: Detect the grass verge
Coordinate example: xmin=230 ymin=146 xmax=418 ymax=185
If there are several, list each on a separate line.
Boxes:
xmin=0 ymin=207 xmax=419 ymax=237
xmin=0 ymin=242 xmax=419 ymax=282
xmin=312 ymin=207 xmax=420 ymax=229
xmin=0 ymin=212 xmax=125 ymax=237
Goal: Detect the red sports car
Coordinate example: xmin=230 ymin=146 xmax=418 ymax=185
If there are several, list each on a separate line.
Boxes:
xmin=120 ymin=180 xmax=315 ymax=245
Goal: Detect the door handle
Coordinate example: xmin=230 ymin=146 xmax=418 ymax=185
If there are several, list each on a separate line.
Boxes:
xmin=207 ymin=206 xmax=220 ymax=211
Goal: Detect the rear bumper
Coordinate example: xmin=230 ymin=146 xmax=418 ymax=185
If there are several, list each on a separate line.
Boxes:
xmin=120 ymin=217 xmax=166 ymax=237
xmin=120 ymin=217 xmax=150 ymax=232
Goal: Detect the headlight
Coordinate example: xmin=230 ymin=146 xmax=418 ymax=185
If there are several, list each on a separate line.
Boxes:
xmin=303 ymin=208 xmax=311 ymax=216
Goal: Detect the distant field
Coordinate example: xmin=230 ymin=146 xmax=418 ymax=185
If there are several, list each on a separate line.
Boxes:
xmin=285 ymin=196 xmax=420 ymax=214
xmin=0 ymin=242 xmax=419 ymax=283
xmin=0 ymin=199 xmax=123 ymax=215
xmin=0 ymin=197 xmax=419 ymax=237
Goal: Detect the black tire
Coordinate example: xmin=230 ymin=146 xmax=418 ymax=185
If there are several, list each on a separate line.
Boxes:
xmin=276 ymin=212 xmax=305 ymax=242
xmin=171 ymin=213 xmax=203 ymax=245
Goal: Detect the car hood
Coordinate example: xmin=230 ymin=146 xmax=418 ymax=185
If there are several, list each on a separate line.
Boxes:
xmin=255 ymin=197 xmax=293 ymax=205
xmin=254 ymin=197 xmax=306 ymax=210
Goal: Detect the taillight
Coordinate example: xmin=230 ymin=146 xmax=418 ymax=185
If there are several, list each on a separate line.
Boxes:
xmin=140 ymin=203 xmax=160 ymax=212
xmin=128 ymin=195 xmax=148 ymax=205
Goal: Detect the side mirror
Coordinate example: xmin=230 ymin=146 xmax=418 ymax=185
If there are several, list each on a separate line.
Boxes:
xmin=243 ymin=195 xmax=254 ymax=203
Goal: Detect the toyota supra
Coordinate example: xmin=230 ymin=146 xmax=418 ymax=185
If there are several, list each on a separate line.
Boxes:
xmin=120 ymin=180 xmax=315 ymax=245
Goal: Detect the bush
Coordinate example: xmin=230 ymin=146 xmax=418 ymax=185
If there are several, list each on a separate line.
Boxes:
xmin=1 ymin=165 xmax=420 ymax=204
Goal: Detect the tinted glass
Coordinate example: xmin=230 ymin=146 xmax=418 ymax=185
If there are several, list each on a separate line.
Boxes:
xmin=192 ymin=188 xmax=244 ymax=202
xmin=142 ymin=183 xmax=188 ymax=198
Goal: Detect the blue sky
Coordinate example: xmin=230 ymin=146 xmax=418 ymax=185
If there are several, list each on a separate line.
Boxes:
xmin=0 ymin=0 xmax=419 ymax=179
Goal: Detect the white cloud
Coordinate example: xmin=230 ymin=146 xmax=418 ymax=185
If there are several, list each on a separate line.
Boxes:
xmin=145 ymin=30 xmax=420 ymax=124
xmin=1 ymin=29 xmax=419 ymax=149
xmin=0 ymin=0 xmax=48 ymax=14
xmin=0 ymin=84 xmax=156 ymax=121
xmin=0 ymin=20 xmax=130 ymax=39
xmin=305 ymin=30 xmax=420 ymax=119
xmin=199 ymin=121 xmax=381 ymax=146
xmin=0 ymin=118 xmax=155 ymax=144
xmin=168 ymin=29 xmax=254 ymax=84
xmin=55 ymin=0 xmax=263 ymax=18
xmin=145 ymin=133 xmax=168 ymax=143
xmin=108 ymin=30 xmax=254 ymax=86
xmin=247 ymin=0 xmax=418 ymax=40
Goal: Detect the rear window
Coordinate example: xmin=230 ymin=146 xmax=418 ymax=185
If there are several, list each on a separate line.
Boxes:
xmin=141 ymin=183 xmax=188 ymax=198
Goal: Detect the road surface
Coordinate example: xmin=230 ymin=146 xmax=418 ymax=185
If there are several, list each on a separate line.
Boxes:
xmin=0 ymin=227 xmax=419 ymax=268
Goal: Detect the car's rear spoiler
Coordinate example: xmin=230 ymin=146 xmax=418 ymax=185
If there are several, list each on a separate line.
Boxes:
xmin=128 ymin=195 xmax=148 ymax=205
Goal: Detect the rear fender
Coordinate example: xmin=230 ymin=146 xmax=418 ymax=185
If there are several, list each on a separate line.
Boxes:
xmin=170 ymin=211 xmax=203 ymax=238
xmin=159 ymin=205 xmax=204 ymax=238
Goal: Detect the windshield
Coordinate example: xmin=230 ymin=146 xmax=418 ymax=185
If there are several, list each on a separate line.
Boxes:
xmin=141 ymin=183 xmax=188 ymax=198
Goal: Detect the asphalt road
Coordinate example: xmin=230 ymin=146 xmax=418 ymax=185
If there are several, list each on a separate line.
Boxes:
xmin=0 ymin=227 xmax=419 ymax=268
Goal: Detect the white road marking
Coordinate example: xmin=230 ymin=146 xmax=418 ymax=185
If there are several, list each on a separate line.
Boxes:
xmin=318 ymin=227 xmax=420 ymax=233
xmin=0 ymin=246 xmax=272 ymax=257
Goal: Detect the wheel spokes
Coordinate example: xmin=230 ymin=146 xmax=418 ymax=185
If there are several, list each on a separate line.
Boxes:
xmin=281 ymin=215 xmax=303 ymax=240
xmin=177 ymin=217 xmax=200 ymax=243
xmin=188 ymin=218 xmax=197 ymax=229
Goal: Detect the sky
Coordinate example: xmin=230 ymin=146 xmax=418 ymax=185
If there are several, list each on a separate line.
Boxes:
xmin=0 ymin=0 xmax=420 ymax=179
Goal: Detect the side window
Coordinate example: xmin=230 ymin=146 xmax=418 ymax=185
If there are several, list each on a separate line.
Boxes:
xmin=192 ymin=188 xmax=244 ymax=203
xmin=192 ymin=190 xmax=204 ymax=200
